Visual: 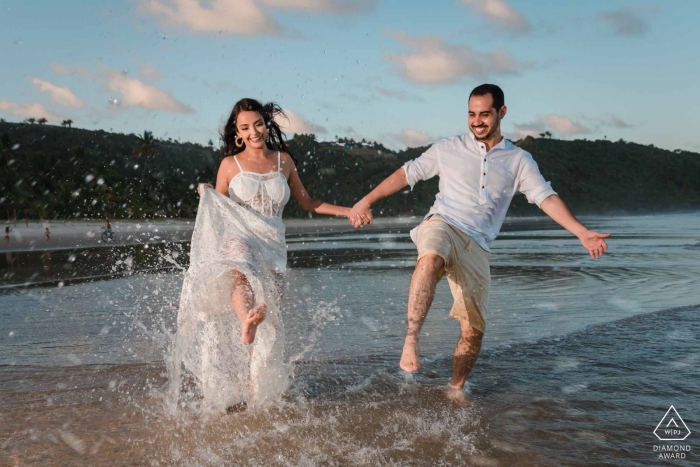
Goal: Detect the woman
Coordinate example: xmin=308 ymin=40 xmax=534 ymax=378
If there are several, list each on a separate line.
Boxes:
xmin=170 ymin=98 xmax=365 ymax=412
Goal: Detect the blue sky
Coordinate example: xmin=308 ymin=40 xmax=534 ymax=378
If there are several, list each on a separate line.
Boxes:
xmin=1 ymin=0 xmax=699 ymax=151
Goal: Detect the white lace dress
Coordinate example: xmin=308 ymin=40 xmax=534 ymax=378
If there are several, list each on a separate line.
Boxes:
xmin=170 ymin=152 xmax=291 ymax=413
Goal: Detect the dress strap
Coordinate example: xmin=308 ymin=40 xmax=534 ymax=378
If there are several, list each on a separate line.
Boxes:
xmin=277 ymin=151 xmax=281 ymax=172
xmin=233 ymin=155 xmax=243 ymax=172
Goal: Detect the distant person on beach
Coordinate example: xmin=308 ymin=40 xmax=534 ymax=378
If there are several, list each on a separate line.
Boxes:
xmin=172 ymin=98 xmax=361 ymax=411
xmin=45 ymin=227 xmax=51 ymax=242
xmin=4 ymin=226 xmax=10 ymax=244
xmin=349 ymin=84 xmax=610 ymax=394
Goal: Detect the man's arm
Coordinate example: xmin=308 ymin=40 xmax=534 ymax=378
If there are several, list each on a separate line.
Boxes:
xmin=540 ymin=195 xmax=611 ymax=259
xmin=348 ymin=168 xmax=409 ymax=227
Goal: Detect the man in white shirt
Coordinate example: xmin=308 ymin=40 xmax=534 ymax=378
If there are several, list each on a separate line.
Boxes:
xmin=349 ymin=84 xmax=611 ymax=393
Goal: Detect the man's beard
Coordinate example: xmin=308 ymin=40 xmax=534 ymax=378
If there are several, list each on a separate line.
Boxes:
xmin=471 ymin=116 xmax=501 ymax=141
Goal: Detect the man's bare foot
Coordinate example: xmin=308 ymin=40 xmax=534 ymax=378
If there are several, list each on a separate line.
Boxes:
xmin=446 ymin=386 xmax=471 ymax=408
xmin=241 ymin=304 xmax=267 ymax=344
xmin=399 ymin=336 xmax=421 ymax=372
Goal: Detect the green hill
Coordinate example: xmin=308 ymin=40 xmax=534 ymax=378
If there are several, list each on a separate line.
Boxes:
xmin=1 ymin=121 xmax=699 ymax=221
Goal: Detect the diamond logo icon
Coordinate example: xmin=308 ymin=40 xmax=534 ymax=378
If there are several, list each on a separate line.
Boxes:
xmin=654 ymin=405 xmax=691 ymax=441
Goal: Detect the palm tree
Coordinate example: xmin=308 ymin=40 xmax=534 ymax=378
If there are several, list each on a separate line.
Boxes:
xmin=134 ymin=131 xmax=159 ymax=196
xmin=61 ymin=119 xmax=73 ymax=128
xmin=30 ymin=201 xmax=48 ymax=225
xmin=37 ymin=118 xmax=47 ymax=125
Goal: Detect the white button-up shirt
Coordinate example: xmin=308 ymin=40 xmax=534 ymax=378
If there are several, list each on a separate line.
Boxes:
xmin=403 ymin=132 xmax=557 ymax=252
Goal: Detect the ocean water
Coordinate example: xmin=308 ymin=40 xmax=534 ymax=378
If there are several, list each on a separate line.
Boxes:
xmin=1 ymin=214 xmax=699 ymax=466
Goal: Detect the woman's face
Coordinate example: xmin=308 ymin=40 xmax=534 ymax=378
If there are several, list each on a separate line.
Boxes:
xmin=236 ymin=110 xmax=267 ymax=149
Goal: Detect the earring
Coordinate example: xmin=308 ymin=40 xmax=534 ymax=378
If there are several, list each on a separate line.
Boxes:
xmin=235 ymin=136 xmax=244 ymax=147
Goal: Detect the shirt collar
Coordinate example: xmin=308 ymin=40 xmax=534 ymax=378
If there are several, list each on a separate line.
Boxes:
xmin=467 ymin=132 xmax=510 ymax=150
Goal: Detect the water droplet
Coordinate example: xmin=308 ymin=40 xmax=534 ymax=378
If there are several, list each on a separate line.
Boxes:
xmin=68 ymin=254 xmax=76 ymax=262
xmin=97 ymin=178 xmax=104 ymax=185
xmin=8 ymin=331 xmax=14 ymax=337
xmin=11 ymin=143 xmax=19 ymax=150
xmin=85 ymin=174 xmax=94 ymax=183
xmin=134 ymin=164 xmax=139 ymax=169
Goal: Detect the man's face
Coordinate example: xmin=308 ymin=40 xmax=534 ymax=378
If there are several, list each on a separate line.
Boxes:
xmin=468 ymin=94 xmax=505 ymax=141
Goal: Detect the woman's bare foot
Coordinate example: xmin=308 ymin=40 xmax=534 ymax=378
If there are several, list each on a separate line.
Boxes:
xmin=399 ymin=335 xmax=421 ymax=372
xmin=241 ymin=304 xmax=267 ymax=344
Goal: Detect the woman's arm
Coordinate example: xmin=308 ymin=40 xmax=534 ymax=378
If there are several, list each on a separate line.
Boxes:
xmin=214 ymin=157 xmax=235 ymax=195
xmin=198 ymin=157 xmax=236 ymax=196
xmin=284 ymin=154 xmax=350 ymax=217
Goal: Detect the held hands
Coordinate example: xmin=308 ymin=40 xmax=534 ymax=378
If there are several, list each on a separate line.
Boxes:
xmin=197 ymin=183 xmax=214 ymax=196
xmin=348 ymin=200 xmax=373 ymax=228
xmin=578 ymin=230 xmax=611 ymax=259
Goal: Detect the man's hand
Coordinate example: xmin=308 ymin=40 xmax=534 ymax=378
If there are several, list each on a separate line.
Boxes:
xmin=197 ymin=183 xmax=214 ymax=196
xmin=578 ymin=230 xmax=611 ymax=259
xmin=348 ymin=200 xmax=373 ymax=228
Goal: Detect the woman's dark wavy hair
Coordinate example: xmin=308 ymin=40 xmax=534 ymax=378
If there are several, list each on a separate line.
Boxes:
xmin=220 ymin=98 xmax=296 ymax=164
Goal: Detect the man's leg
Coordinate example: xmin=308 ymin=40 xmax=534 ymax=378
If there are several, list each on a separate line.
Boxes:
xmin=399 ymin=253 xmax=444 ymax=372
xmin=450 ymin=319 xmax=484 ymax=390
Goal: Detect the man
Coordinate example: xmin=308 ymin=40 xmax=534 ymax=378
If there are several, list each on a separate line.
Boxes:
xmin=349 ymin=84 xmax=610 ymax=392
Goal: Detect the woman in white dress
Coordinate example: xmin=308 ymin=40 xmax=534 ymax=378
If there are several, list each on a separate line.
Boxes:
xmin=170 ymin=99 xmax=367 ymax=412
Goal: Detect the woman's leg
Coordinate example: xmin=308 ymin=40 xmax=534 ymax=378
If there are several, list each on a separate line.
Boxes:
xmin=230 ymin=269 xmax=266 ymax=344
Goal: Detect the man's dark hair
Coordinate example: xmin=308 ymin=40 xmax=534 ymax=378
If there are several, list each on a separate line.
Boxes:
xmin=469 ymin=84 xmax=505 ymax=112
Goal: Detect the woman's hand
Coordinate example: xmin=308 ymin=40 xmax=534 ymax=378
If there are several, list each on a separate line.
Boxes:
xmin=348 ymin=200 xmax=373 ymax=228
xmin=197 ymin=183 xmax=214 ymax=196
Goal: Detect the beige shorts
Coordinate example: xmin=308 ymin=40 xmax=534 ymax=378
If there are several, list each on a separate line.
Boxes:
xmin=415 ymin=215 xmax=491 ymax=333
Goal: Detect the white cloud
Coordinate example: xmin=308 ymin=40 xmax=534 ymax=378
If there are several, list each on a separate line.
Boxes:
xmin=276 ymin=108 xmax=326 ymax=135
xmin=0 ymin=100 xmax=65 ymax=122
xmin=543 ymin=114 xmax=589 ymax=135
xmin=51 ymin=62 xmax=92 ymax=78
xmin=513 ymin=114 xmax=590 ymax=138
xmin=605 ymin=116 xmax=633 ymax=129
xmin=102 ymin=68 xmax=193 ymax=113
xmin=139 ymin=0 xmax=280 ymax=35
xmin=139 ymin=63 xmax=162 ymax=80
xmin=597 ymin=6 xmax=656 ymax=37
xmin=385 ymin=31 xmax=518 ymax=85
xmin=138 ymin=0 xmax=374 ymax=36
xmin=462 ymin=0 xmax=532 ymax=35
xmin=30 ymin=78 xmax=85 ymax=109
xmin=394 ymin=129 xmax=433 ymax=148
xmin=261 ymin=0 xmax=375 ymax=14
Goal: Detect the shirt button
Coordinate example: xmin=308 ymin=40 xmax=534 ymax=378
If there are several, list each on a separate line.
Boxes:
xmin=482 ymin=186 xmax=485 ymax=189
xmin=483 ymin=173 xmax=486 ymax=175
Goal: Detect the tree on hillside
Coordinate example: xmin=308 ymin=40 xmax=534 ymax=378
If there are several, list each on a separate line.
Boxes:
xmin=544 ymin=131 xmax=552 ymax=139
xmin=134 ymin=130 xmax=160 ymax=195
xmin=25 ymin=118 xmax=36 ymax=124
xmin=61 ymin=119 xmax=74 ymax=128
xmin=37 ymin=118 xmax=47 ymax=125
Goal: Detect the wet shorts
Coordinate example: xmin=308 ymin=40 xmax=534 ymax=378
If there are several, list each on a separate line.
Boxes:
xmin=415 ymin=215 xmax=491 ymax=333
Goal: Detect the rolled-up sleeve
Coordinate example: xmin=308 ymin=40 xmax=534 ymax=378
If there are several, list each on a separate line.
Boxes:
xmin=402 ymin=142 xmax=441 ymax=190
xmin=517 ymin=153 xmax=557 ymax=208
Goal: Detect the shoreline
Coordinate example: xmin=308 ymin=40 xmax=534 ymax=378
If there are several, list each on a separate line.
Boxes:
xmin=2 ymin=212 xmax=697 ymax=254
xmin=0 ymin=217 xmax=424 ymax=254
